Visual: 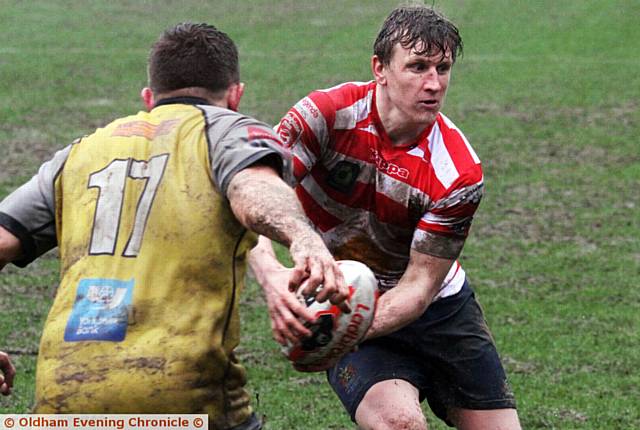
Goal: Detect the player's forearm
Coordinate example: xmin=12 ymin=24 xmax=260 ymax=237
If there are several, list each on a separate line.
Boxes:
xmin=228 ymin=166 xmax=319 ymax=249
xmin=365 ymin=251 xmax=453 ymax=340
xmin=0 ymin=226 xmax=22 ymax=270
xmin=248 ymin=236 xmax=286 ymax=285
xmin=366 ymin=286 xmax=434 ymax=339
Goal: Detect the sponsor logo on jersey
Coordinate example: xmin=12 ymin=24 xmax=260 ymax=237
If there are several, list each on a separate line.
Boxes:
xmin=370 ymin=148 xmax=409 ymax=179
xmin=301 ymin=98 xmax=320 ymax=118
xmin=112 ymin=119 xmax=179 ymax=140
xmin=64 ymin=278 xmax=134 ymax=342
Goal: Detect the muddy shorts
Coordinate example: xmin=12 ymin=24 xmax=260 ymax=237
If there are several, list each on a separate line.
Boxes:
xmin=327 ymin=281 xmax=516 ymax=426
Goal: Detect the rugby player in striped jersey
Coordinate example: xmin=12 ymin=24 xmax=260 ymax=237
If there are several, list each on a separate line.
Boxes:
xmin=250 ymin=5 xmax=522 ymax=430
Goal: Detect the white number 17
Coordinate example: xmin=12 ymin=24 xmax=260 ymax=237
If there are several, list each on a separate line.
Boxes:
xmin=88 ymin=153 xmax=169 ymax=257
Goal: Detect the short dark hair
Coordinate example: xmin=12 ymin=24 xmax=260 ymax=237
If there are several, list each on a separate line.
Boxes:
xmin=373 ymin=5 xmax=463 ymax=65
xmin=148 ymin=22 xmax=239 ymax=95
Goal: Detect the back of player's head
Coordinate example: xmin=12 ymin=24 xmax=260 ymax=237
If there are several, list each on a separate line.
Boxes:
xmin=148 ymin=22 xmax=239 ymax=96
xmin=374 ymin=5 xmax=463 ymax=65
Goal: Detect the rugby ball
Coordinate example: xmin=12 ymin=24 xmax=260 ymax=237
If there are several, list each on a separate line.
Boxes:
xmin=283 ymin=260 xmax=378 ymax=372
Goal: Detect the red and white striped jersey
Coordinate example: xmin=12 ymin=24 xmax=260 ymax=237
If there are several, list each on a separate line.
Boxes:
xmin=277 ymin=81 xmax=483 ymax=299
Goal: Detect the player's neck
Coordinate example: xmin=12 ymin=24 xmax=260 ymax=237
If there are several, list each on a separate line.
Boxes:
xmin=375 ymin=89 xmax=433 ymax=147
xmin=155 ymin=87 xmax=227 ymax=108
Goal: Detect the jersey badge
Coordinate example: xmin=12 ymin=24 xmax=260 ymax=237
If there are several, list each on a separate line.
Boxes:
xmin=64 ymin=278 xmax=134 ymax=342
xmin=337 ymin=363 xmax=357 ymax=392
xmin=326 ymin=161 xmax=360 ymax=194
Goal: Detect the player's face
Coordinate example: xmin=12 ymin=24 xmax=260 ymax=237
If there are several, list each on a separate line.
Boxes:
xmin=376 ymin=43 xmax=453 ymax=127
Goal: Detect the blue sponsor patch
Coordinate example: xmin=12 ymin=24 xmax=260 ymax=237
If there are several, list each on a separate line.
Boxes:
xmin=64 ymin=278 xmax=134 ymax=342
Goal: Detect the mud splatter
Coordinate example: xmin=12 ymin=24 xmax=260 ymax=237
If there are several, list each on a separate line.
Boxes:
xmin=123 ymin=356 xmax=167 ymax=374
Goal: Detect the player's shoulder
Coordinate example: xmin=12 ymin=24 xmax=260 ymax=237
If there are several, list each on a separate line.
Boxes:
xmin=198 ymin=105 xmax=272 ymax=135
xmin=434 ymin=113 xmax=481 ymax=165
xmin=296 ymin=81 xmax=375 ymax=131
xmin=312 ymin=80 xmax=375 ymax=109
xmin=424 ymin=113 xmax=482 ymax=190
xmin=196 ymin=103 xmax=243 ymax=124
xmin=197 ymin=106 xmax=281 ymax=152
xmin=71 ymin=111 xmax=147 ymax=146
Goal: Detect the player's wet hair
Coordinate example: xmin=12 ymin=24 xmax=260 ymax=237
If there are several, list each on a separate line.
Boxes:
xmin=148 ymin=22 xmax=239 ymax=95
xmin=374 ymin=5 xmax=463 ymax=64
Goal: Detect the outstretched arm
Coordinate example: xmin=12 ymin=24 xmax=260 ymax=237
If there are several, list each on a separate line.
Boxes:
xmin=228 ymin=165 xmax=349 ymax=344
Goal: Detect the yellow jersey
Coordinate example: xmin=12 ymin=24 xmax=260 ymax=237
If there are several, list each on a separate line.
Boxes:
xmin=0 ymin=97 xmax=287 ymax=429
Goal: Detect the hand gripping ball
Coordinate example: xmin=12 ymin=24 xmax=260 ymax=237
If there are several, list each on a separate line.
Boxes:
xmin=283 ymin=260 xmax=379 ymax=372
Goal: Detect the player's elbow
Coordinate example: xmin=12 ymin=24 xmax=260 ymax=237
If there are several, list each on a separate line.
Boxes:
xmin=415 ymin=295 xmax=431 ymax=314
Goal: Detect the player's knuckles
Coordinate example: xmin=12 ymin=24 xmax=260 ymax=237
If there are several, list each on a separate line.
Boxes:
xmin=274 ymin=318 xmax=287 ymax=331
xmin=301 ymin=284 xmax=319 ymax=298
xmin=306 ymin=267 xmax=323 ymax=282
xmin=306 ymin=257 xmax=323 ymax=272
xmin=282 ymin=315 xmax=299 ymax=327
xmin=329 ymin=294 xmax=344 ymax=304
xmin=289 ymin=267 xmax=306 ymax=284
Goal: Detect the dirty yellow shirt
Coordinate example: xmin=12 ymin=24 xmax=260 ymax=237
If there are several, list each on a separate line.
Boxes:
xmin=0 ymin=97 xmax=288 ymax=429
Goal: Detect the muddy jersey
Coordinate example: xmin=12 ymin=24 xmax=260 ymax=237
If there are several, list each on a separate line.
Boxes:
xmin=277 ymin=81 xmax=483 ymax=299
xmin=0 ymin=97 xmax=288 ymax=428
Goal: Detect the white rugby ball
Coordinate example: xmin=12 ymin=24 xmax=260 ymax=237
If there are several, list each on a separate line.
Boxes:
xmin=283 ymin=260 xmax=378 ymax=372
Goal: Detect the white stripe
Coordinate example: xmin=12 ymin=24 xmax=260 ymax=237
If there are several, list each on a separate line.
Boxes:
xmin=436 ymin=263 xmax=465 ymax=299
xmin=357 ymin=124 xmax=379 ymax=136
xmin=423 ymin=181 xmax=483 ymax=228
xmin=294 ymin=96 xmax=329 ymax=150
xmin=334 ymin=89 xmax=374 ymax=130
xmin=317 ymin=81 xmax=371 ymax=93
xmin=299 ymin=174 xmax=359 ymax=221
xmin=440 ymin=113 xmax=480 ymax=164
xmin=294 ymin=143 xmax=317 ymax=173
xmin=376 ymin=172 xmax=431 ymax=210
xmin=406 ymin=145 xmax=425 ymax=158
xmin=421 ymin=212 xmax=459 ymax=226
xmin=428 ymin=121 xmax=460 ymax=189
xmin=430 ymin=181 xmax=483 ymax=210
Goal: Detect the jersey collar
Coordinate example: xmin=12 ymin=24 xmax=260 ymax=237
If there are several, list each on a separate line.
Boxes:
xmin=153 ymin=96 xmax=211 ymax=108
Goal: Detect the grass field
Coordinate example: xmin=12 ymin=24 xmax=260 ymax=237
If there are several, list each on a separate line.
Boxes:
xmin=1 ymin=0 xmax=639 ymax=428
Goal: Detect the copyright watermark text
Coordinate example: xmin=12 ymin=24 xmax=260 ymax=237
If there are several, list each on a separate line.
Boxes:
xmin=1 ymin=415 xmax=207 ymax=430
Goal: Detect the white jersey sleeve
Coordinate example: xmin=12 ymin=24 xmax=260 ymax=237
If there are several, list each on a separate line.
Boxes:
xmin=0 ymin=144 xmax=72 ymax=266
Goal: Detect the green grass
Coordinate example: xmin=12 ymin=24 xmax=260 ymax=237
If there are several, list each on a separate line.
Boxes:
xmin=1 ymin=1 xmax=639 ymax=428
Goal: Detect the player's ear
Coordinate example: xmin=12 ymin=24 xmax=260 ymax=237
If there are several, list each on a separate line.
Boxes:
xmin=371 ymin=55 xmax=387 ymax=86
xmin=227 ymin=82 xmax=244 ymax=112
xmin=141 ymin=87 xmax=155 ymax=111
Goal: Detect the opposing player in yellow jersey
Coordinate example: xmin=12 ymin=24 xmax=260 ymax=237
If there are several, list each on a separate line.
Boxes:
xmin=0 ymin=23 xmax=348 ymax=429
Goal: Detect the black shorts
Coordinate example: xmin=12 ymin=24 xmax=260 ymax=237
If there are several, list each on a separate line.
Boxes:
xmin=326 ymin=281 xmax=516 ymax=426
xmin=230 ymin=413 xmax=261 ymax=430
